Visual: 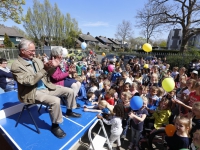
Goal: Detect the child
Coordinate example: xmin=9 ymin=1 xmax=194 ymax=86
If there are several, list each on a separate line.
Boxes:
xmin=175 ymin=81 xmax=200 ymax=111
xmin=149 ymin=97 xmax=172 ymax=129
xmin=176 ymin=79 xmax=187 ymax=98
xmin=110 ymin=85 xmax=119 ymax=104
xmin=149 ymin=73 xmax=159 ymax=87
xmin=182 ymin=102 xmax=200 ymax=149
xmin=116 ymin=78 xmax=125 ymax=95
xmin=181 ymin=79 xmax=196 ymax=99
xmin=98 ymin=75 xmax=104 ymax=91
xmin=104 ymin=89 xmax=115 ymax=106
xmin=165 ymin=115 xmax=191 ymax=150
xmin=142 ymin=68 xmax=150 ymax=86
xmin=130 ymin=82 xmax=139 ymax=96
xmin=98 ymin=80 xmax=111 ymax=102
xmin=123 ymin=82 xmax=131 ymax=93
xmin=120 ymin=92 xmax=133 ymax=139
xmin=97 ymin=104 xmax=125 ymax=150
xmin=138 ymin=85 xmax=148 ymax=97
xmin=171 ymin=67 xmax=179 ymax=79
xmin=134 ymin=71 xmax=143 ymax=85
xmin=146 ymin=86 xmax=159 ymax=111
xmin=111 ymin=66 xmax=122 ymax=84
xmin=68 ymin=60 xmax=77 ymax=78
xmin=157 ymin=87 xmax=165 ymax=101
xmin=129 ymin=71 xmax=134 ymax=82
xmin=175 ymin=67 xmax=187 ymax=88
xmin=87 ymin=78 xmax=98 ymax=94
xmin=76 ymin=76 xmax=87 ymax=100
xmin=121 ymin=71 xmax=133 ymax=85
xmin=128 ymin=97 xmax=148 ymax=150
xmin=190 ymin=102 xmax=200 ymax=138
xmin=192 ymin=130 xmax=200 ymax=150
xmin=83 ymin=100 xmax=114 ymax=115
xmin=84 ymin=92 xmax=97 ymax=106
xmin=76 ymin=62 xmax=83 ymax=76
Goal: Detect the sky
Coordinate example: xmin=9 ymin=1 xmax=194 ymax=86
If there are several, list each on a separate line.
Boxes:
xmin=1 ymin=0 xmax=169 ymax=40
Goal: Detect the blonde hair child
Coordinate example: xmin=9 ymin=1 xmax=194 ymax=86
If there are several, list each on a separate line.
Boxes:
xmin=131 ymin=82 xmax=139 ymax=95
xmin=192 ymin=130 xmax=200 ymax=149
xmin=150 ymin=73 xmax=159 ymax=86
xmin=83 ymin=100 xmax=114 ymax=114
xmin=165 ymin=115 xmax=192 ymax=150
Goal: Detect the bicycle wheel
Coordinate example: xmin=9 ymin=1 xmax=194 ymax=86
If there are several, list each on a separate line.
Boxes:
xmin=148 ymin=129 xmax=168 ymax=150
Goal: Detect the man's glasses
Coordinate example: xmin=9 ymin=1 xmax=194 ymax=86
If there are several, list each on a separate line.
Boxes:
xmin=24 ymin=49 xmax=36 ymax=53
xmin=2 ymin=62 xmax=7 ymax=64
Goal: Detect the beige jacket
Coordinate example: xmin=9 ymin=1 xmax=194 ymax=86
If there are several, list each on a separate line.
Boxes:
xmin=11 ymin=56 xmax=56 ymax=104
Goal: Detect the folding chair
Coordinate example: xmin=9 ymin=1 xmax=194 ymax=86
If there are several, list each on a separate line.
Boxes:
xmin=38 ymin=96 xmax=66 ymax=113
xmin=15 ymin=104 xmax=40 ymax=134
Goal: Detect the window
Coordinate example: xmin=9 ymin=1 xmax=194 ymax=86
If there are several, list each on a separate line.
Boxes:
xmin=0 ymin=37 xmax=4 ymax=41
xmin=16 ymin=38 xmax=21 ymax=42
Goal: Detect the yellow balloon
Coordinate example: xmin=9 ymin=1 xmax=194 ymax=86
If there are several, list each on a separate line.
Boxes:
xmin=162 ymin=78 xmax=175 ymax=92
xmin=142 ymin=43 xmax=152 ymax=52
xmin=143 ymin=64 xmax=149 ymax=69
xmin=102 ymin=52 xmax=106 ymax=56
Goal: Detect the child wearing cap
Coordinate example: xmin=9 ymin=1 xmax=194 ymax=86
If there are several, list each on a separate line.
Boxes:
xmin=190 ymin=70 xmax=198 ymax=80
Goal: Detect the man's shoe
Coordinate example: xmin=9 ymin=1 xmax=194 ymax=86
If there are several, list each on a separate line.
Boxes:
xmin=66 ymin=112 xmax=81 ymax=118
xmin=51 ymin=126 xmax=66 ymax=139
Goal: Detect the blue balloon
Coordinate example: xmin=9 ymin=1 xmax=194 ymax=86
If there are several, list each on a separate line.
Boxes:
xmin=81 ymin=42 xmax=87 ymax=50
xmin=130 ymin=96 xmax=143 ymax=110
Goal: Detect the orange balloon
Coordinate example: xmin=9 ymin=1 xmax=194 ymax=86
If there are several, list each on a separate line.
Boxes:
xmin=165 ymin=124 xmax=176 ymax=136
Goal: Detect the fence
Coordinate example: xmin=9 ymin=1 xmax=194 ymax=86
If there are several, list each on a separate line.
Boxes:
xmin=1 ymin=48 xmax=200 ymax=68
xmin=0 ymin=49 xmax=50 ymax=60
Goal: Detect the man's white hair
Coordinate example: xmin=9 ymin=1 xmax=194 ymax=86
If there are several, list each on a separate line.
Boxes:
xmin=18 ymin=39 xmax=34 ymax=51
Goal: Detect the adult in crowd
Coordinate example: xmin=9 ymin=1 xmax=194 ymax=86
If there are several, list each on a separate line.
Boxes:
xmin=0 ymin=58 xmax=16 ymax=92
xmin=11 ymin=39 xmax=81 ymax=139
xmin=49 ymin=47 xmax=81 ymax=100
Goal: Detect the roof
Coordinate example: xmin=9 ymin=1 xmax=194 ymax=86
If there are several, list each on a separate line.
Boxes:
xmin=0 ymin=25 xmax=23 ymax=37
xmin=79 ymin=34 xmax=98 ymax=42
xmin=112 ymin=45 xmax=121 ymax=49
xmin=75 ymin=38 xmax=82 ymax=44
xmin=96 ymin=36 xmax=113 ymax=44
xmin=108 ymin=38 xmax=121 ymax=45
xmin=98 ymin=43 xmax=110 ymax=49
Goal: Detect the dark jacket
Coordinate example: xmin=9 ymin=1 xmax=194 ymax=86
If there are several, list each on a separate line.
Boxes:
xmin=0 ymin=69 xmax=13 ymax=90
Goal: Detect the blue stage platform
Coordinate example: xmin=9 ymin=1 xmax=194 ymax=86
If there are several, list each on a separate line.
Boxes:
xmin=0 ymin=91 xmax=98 ymax=150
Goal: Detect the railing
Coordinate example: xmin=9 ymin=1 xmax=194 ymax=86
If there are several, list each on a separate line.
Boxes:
xmin=0 ymin=49 xmax=47 ymax=60
xmin=1 ymin=48 xmax=199 ymax=73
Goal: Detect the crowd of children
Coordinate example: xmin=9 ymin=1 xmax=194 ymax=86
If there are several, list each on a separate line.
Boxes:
xmin=25 ymin=52 xmax=200 ymax=149
xmin=64 ymin=54 xmax=200 ymax=150
xmin=71 ymin=54 xmax=200 ymax=150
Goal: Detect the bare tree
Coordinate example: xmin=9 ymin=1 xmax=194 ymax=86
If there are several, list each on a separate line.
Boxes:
xmin=135 ymin=0 xmax=165 ymax=43
xmin=115 ymin=20 xmax=133 ymax=48
xmin=149 ymin=0 xmax=200 ymax=52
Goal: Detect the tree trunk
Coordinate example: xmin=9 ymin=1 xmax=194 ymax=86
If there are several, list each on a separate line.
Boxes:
xmin=180 ymin=38 xmax=188 ymax=53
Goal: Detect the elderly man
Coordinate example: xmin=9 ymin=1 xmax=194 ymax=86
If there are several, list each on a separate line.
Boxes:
xmin=11 ymin=39 xmax=81 ymax=139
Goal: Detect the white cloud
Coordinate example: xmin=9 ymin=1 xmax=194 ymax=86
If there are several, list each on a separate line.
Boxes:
xmin=82 ymin=21 xmax=109 ymax=27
